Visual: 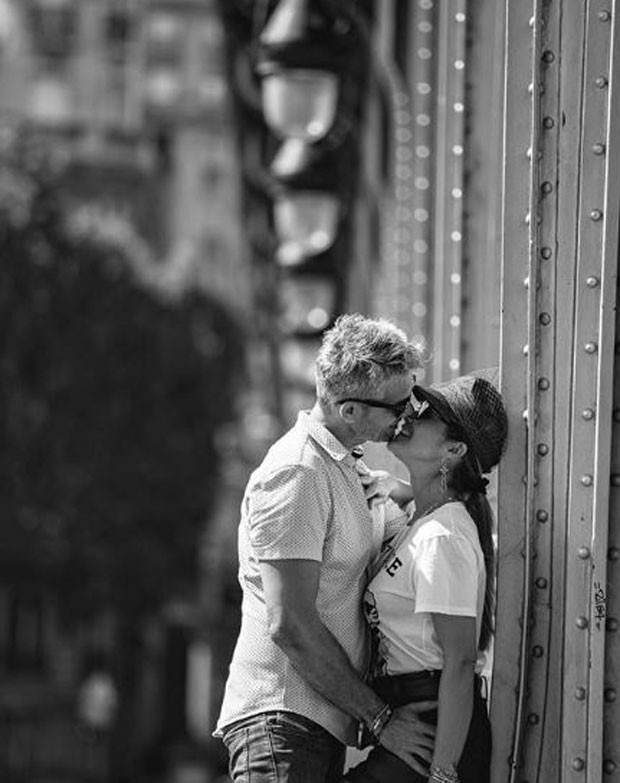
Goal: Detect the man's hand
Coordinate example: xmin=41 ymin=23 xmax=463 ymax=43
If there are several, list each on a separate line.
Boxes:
xmin=378 ymin=701 xmax=436 ymax=775
xmin=358 ymin=470 xmax=414 ymax=510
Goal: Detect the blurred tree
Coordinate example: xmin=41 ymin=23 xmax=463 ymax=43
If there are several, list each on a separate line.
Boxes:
xmin=0 ymin=132 xmax=245 ymax=623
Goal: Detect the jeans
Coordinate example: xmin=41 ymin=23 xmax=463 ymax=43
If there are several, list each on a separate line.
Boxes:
xmin=343 ymin=672 xmax=491 ymax=783
xmin=222 ymin=711 xmax=346 ymax=783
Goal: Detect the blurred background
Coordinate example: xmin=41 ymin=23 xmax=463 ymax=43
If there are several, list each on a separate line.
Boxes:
xmin=0 ymin=1 xmax=506 ymax=781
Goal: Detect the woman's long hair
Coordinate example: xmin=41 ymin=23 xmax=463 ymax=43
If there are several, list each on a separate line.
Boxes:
xmin=445 ymin=425 xmax=496 ymax=652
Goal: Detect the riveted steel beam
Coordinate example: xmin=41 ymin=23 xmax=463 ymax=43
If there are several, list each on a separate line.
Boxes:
xmin=491 ymin=0 xmax=538 ymax=779
xmin=493 ymin=2 xmax=620 ymax=782
xmin=430 ymin=0 xmax=467 ymax=382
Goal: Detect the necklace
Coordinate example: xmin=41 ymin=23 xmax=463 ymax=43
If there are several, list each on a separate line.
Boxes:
xmin=411 ymin=496 xmax=457 ymax=523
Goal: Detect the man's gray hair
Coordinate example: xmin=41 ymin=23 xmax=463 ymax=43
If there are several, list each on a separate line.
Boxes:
xmin=315 ymin=313 xmax=424 ymax=405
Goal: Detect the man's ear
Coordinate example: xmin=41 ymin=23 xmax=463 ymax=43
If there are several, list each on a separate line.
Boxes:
xmin=338 ymin=401 xmax=358 ymax=423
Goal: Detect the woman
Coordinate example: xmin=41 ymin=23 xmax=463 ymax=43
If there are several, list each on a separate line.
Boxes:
xmin=345 ymin=372 xmax=508 ymax=783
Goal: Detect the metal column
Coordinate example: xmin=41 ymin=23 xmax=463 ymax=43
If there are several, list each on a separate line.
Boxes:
xmin=492 ymin=1 xmax=620 ymax=781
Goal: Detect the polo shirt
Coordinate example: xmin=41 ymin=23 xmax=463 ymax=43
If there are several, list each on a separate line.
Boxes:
xmin=215 ymin=410 xmax=407 ymax=744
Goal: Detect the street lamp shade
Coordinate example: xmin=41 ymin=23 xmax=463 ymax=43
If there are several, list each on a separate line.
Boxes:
xmin=261 ymin=69 xmax=339 ymax=140
xmin=274 ymin=192 xmax=339 ymax=265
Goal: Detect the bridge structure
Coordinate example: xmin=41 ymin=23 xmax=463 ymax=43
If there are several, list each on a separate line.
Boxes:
xmin=219 ymin=2 xmax=620 ymax=780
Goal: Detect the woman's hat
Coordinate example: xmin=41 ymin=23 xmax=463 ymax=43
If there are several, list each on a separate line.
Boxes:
xmin=412 ymin=370 xmax=508 ymax=473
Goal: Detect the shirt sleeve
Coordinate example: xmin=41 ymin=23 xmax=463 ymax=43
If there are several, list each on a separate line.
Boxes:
xmin=247 ymin=464 xmax=331 ymax=562
xmin=412 ymin=533 xmax=479 ymax=617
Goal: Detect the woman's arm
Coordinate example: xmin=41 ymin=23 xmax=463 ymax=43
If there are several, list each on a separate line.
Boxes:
xmin=430 ymin=614 xmax=478 ymax=781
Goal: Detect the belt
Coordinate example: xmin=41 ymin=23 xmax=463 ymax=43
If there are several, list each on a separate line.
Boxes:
xmin=371 ymin=670 xmax=441 ymax=708
xmin=371 ymin=670 xmax=486 ymax=710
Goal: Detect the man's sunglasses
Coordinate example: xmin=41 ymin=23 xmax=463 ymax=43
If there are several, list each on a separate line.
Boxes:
xmin=337 ymin=392 xmax=414 ymax=418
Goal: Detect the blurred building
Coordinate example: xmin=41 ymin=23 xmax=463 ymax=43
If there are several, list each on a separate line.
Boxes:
xmin=0 ymin=1 xmax=249 ymax=781
xmin=0 ymin=0 xmax=249 ymax=313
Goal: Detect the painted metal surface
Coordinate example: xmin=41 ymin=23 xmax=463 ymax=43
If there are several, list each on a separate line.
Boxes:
xmin=431 ymin=0 xmax=466 ymax=381
xmin=493 ymin=1 xmax=620 ymax=781
xmin=490 ymin=0 xmax=535 ymax=778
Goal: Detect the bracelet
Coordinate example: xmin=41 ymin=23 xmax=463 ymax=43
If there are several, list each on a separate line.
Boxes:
xmin=356 ymin=703 xmax=393 ymax=749
xmin=368 ymin=703 xmax=393 ymax=741
xmin=429 ymin=762 xmax=460 ymax=783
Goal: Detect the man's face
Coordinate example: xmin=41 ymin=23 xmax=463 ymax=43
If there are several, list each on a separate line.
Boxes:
xmin=352 ymin=373 xmax=415 ymax=444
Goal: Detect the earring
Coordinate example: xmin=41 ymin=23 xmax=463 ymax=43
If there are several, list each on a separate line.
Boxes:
xmin=439 ymin=459 xmax=449 ymax=495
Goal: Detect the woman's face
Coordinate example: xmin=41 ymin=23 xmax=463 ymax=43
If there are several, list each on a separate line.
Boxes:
xmin=388 ymin=408 xmax=451 ymax=475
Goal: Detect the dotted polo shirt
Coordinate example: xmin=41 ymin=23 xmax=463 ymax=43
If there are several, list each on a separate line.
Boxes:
xmin=215 ymin=410 xmax=407 ymax=745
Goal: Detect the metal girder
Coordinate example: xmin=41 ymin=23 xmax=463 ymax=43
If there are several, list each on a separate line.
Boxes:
xmin=430 ymin=0 xmax=467 ymax=382
xmin=493 ymin=1 xmax=620 ymax=782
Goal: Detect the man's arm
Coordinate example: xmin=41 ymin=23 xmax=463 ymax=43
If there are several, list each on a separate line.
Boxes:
xmin=260 ymin=558 xmax=435 ymax=772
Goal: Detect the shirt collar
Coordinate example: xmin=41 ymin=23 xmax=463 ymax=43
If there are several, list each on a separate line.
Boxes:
xmin=296 ymin=410 xmax=358 ymax=465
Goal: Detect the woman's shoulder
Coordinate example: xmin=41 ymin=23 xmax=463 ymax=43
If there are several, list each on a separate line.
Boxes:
xmin=411 ymin=501 xmax=475 ymax=540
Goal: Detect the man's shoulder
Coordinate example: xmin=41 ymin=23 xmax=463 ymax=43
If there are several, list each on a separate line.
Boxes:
xmin=250 ymin=426 xmax=331 ymax=484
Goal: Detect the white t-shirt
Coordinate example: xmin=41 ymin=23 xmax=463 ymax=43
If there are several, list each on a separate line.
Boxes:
xmin=364 ymin=501 xmax=486 ymax=678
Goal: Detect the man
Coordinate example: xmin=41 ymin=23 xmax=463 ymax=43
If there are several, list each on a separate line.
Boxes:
xmin=215 ymin=313 xmax=435 ymax=782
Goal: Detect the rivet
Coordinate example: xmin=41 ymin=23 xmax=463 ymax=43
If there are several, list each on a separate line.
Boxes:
xmin=529 ymin=15 xmax=535 ymax=27
xmin=528 ymin=82 xmax=534 ymax=94
xmin=525 ymin=211 xmax=531 ymax=224
xmin=607 ymin=617 xmax=619 ymax=632
xmin=522 ymin=410 xmax=529 ymax=422
xmin=604 ymin=759 xmax=617 ymax=774
xmin=523 ymin=344 xmax=529 ymax=356
xmin=582 ymin=408 xmax=595 ymax=420
xmin=604 ymin=688 xmax=617 ymax=702
xmin=542 ymin=116 xmax=555 ymax=129
xmin=590 ymin=209 xmax=603 ymax=221
xmin=612 ymin=474 xmax=620 ymax=487
xmin=586 ymin=276 xmax=600 ymax=287
xmin=577 ymin=546 xmax=591 ymax=559
xmin=581 ymin=474 xmax=593 ymax=486
xmin=532 ymin=645 xmax=544 ymax=657
xmin=542 ymin=50 xmax=555 ymax=63
xmin=536 ymin=509 xmax=549 ymax=522
xmin=535 ymin=576 xmax=548 ymax=588
xmin=575 ymin=686 xmax=587 ymax=700
xmin=527 ymin=712 xmax=540 ymax=725
xmin=538 ymin=377 xmax=550 ymax=390
xmin=537 ymin=443 xmax=549 ymax=456
xmin=592 ymin=143 xmax=606 ymax=155
xmin=541 ymin=246 xmax=553 ymax=259
xmin=541 ymin=181 xmax=554 ymax=194
xmin=598 ymin=9 xmax=611 ymax=21
xmin=609 ymin=547 xmax=620 ymax=561
xmin=595 ymin=76 xmax=608 ymax=88
xmin=576 ymin=616 xmax=589 ymax=629
xmin=523 ymin=276 xmax=530 ymax=288
xmin=539 ymin=312 xmax=552 ymax=326
xmin=584 ymin=342 xmax=598 ymax=354
xmin=572 ymin=757 xmax=585 ymax=771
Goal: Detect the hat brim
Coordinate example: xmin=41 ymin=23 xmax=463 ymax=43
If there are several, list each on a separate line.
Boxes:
xmin=412 ymin=385 xmax=463 ymax=431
